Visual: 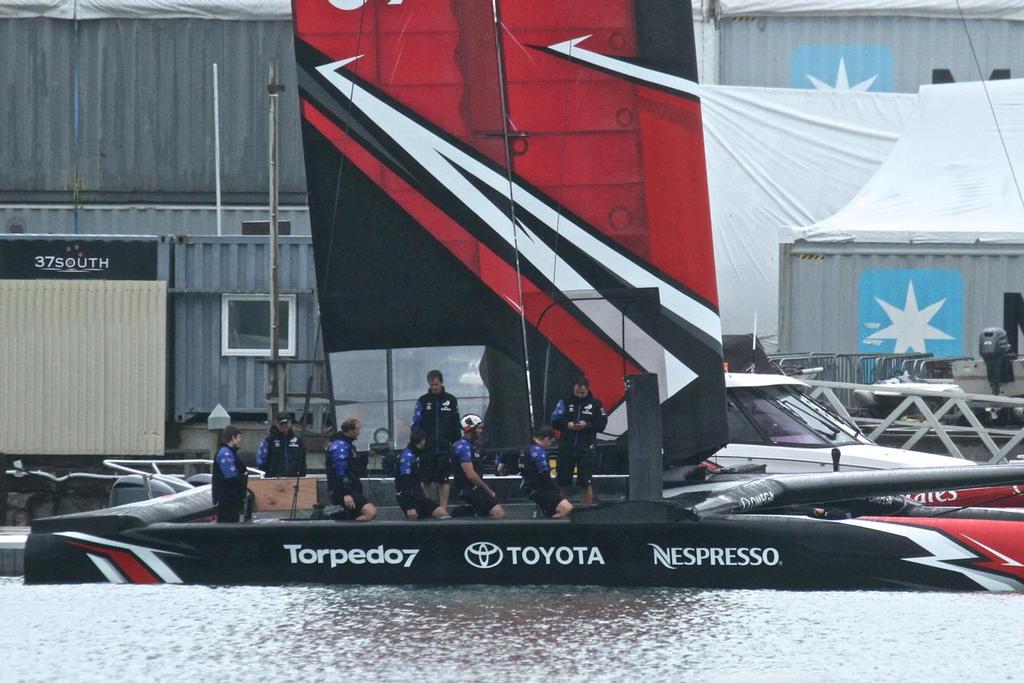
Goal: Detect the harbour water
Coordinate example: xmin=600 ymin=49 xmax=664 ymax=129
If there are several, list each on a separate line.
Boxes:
xmin=2 ymin=577 xmax=1021 ymax=682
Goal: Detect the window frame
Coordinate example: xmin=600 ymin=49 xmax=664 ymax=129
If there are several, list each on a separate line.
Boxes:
xmin=220 ymin=293 xmax=297 ymax=357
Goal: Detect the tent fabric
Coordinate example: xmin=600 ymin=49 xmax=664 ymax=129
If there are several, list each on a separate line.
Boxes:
xmin=783 ymin=79 xmax=1024 ymax=244
xmin=0 ymin=0 xmax=289 ymax=19
xmin=703 ymin=85 xmax=916 ymax=349
xmin=719 ymin=0 xmax=1024 ymax=20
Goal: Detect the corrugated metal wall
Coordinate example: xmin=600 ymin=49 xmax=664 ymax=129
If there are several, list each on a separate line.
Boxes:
xmin=170 ymin=235 xmax=320 ymax=420
xmin=720 ymin=16 xmax=1023 ymax=92
xmin=0 ymin=205 xmax=310 ymax=236
xmin=0 ymin=17 xmax=306 ymax=205
xmin=0 ymin=279 xmax=166 ymax=455
xmin=780 ymin=242 xmax=1024 ymax=355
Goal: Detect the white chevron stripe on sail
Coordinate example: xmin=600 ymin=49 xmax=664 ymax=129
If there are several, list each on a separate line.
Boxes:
xmin=315 ymin=59 xmax=718 ymax=394
xmin=545 ymin=36 xmax=701 ymax=99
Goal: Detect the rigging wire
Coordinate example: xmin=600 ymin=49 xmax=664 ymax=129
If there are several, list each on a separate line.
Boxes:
xmin=491 ymin=0 xmax=536 ymax=431
xmin=954 ymin=0 xmax=1024 ymax=213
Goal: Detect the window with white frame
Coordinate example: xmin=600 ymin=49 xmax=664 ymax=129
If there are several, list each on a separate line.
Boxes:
xmin=221 ymin=294 xmax=297 ymax=357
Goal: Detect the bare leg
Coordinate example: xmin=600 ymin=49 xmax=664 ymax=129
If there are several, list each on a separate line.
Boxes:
xmin=439 ymin=482 xmax=450 ymax=509
xmin=581 ymin=485 xmax=593 ymax=507
xmin=552 ymin=500 xmax=573 ymax=518
xmin=432 ymin=506 xmax=451 ymax=519
xmin=355 ymin=503 xmax=378 ymax=521
xmin=488 ymin=504 xmax=506 ymax=519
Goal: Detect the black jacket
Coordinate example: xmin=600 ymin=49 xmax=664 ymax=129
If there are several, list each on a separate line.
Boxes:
xmin=549 ymin=392 xmax=607 ymax=455
xmin=256 ymin=426 xmax=307 ymax=477
xmin=411 ymin=389 xmax=461 ymax=458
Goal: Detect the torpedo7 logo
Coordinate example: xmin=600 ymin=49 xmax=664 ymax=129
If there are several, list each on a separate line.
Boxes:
xmin=329 ymin=0 xmax=403 ymax=9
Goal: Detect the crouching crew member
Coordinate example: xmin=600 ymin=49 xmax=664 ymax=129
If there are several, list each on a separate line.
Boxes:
xmin=255 ymin=413 xmax=307 ymax=477
xmin=396 ymin=429 xmax=450 ymax=520
xmin=550 ymin=376 xmax=607 ymax=506
xmin=326 ymin=418 xmax=377 ymax=521
xmin=523 ymin=426 xmax=573 ymax=518
xmin=212 ymin=425 xmax=248 ymax=523
xmin=451 ymin=414 xmax=505 ymax=518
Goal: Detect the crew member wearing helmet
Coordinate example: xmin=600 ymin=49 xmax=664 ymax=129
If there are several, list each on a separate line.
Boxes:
xmin=411 ymin=369 xmax=461 ymax=511
xmin=450 ymin=414 xmax=505 ymax=518
xmin=522 ymin=425 xmax=573 ymax=518
xmin=395 ymin=429 xmax=451 ymax=520
xmin=550 ymin=376 xmax=607 ymax=506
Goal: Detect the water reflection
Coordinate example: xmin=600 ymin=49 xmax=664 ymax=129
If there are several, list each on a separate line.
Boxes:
xmin=2 ymin=578 xmax=1021 ymax=682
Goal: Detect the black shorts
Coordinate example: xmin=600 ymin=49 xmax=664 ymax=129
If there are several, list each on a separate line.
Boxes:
xmin=419 ymin=454 xmax=451 ymax=485
xmin=396 ymin=492 xmax=441 ymax=518
xmin=331 ymin=490 xmax=371 ymax=520
xmin=460 ymin=485 xmax=499 ymax=516
xmin=556 ymin=454 xmax=595 ymax=488
xmin=530 ymin=488 xmax=564 ymax=517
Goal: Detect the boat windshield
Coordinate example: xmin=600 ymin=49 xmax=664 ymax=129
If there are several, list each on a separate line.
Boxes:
xmin=731 ymin=386 xmax=862 ymax=447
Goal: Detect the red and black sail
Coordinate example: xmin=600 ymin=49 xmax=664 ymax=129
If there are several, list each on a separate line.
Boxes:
xmin=292 ymin=0 xmax=726 ymax=464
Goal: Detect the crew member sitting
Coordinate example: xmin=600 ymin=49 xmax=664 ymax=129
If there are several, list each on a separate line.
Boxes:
xmin=325 ymin=417 xmax=377 ymax=521
xmin=450 ymin=414 xmax=505 ymax=518
xmin=395 ymin=429 xmax=450 ymax=520
xmin=522 ymin=425 xmax=573 ymax=518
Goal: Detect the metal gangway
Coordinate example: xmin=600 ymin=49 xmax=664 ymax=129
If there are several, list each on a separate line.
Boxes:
xmin=804 ymin=379 xmax=1024 ymax=464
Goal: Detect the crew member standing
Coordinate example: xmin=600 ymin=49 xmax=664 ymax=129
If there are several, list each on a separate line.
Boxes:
xmin=411 ymin=369 xmax=460 ymax=511
xmin=451 ymin=414 xmax=505 ymax=518
xmin=255 ymin=413 xmax=307 ymax=477
xmin=212 ymin=425 xmax=248 ymax=523
xmin=522 ymin=425 xmax=573 ymax=518
xmin=550 ymin=376 xmax=607 ymax=506
xmin=395 ymin=429 xmax=450 ymax=520
xmin=325 ymin=418 xmax=378 ymax=521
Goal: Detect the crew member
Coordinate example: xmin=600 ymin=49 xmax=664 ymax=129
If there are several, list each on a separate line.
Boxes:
xmin=395 ymin=429 xmax=450 ymax=520
xmin=325 ymin=417 xmax=377 ymax=521
xmin=212 ymin=425 xmax=248 ymax=523
xmin=523 ymin=425 xmax=573 ymax=518
xmin=450 ymin=414 xmax=505 ymax=518
xmin=550 ymin=376 xmax=607 ymax=506
xmin=255 ymin=413 xmax=307 ymax=477
xmin=411 ymin=369 xmax=461 ymax=511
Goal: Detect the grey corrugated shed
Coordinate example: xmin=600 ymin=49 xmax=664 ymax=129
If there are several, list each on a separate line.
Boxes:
xmin=779 ymin=242 xmax=1024 ymax=355
xmin=720 ymin=16 xmax=1023 ymax=93
xmin=170 ymin=235 xmax=322 ymax=420
xmin=0 ymin=17 xmax=306 ymax=204
xmin=0 ymin=205 xmax=310 ymax=236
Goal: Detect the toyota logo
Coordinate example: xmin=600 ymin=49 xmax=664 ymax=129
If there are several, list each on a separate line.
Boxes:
xmin=464 ymin=541 xmax=503 ymax=569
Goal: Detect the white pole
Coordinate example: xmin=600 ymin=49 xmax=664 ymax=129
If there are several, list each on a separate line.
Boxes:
xmin=213 ymin=63 xmax=223 ymax=237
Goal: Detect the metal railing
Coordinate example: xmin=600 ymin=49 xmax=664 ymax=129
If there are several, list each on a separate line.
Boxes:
xmin=803 ymin=379 xmax=1024 ymax=464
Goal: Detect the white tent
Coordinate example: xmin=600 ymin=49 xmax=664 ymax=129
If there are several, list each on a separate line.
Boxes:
xmin=703 ymin=86 xmax=916 ymax=348
xmin=782 ymin=79 xmax=1024 ymax=244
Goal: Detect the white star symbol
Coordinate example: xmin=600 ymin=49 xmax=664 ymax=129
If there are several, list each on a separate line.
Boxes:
xmin=864 ymin=281 xmax=953 ymax=353
xmin=807 ymin=58 xmax=878 ymax=92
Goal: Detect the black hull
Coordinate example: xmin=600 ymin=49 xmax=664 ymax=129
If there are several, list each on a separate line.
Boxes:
xmin=24 ymin=508 xmax=1024 ymax=591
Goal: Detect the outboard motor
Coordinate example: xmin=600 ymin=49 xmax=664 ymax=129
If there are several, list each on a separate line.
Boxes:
xmin=979 ymin=327 xmax=1014 ymax=395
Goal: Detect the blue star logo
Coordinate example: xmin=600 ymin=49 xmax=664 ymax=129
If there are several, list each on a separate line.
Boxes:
xmin=859 ymin=269 xmax=962 ymax=355
xmin=792 ymin=45 xmax=893 ymax=92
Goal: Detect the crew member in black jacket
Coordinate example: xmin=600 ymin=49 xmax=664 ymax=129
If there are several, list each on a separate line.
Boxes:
xmin=411 ymin=369 xmax=460 ymax=511
xmin=212 ymin=425 xmax=248 ymax=523
xmin=255 ymin=413 xmax=307 ymax=477
xmin=549 ymin=376 xmax=607 ymax=506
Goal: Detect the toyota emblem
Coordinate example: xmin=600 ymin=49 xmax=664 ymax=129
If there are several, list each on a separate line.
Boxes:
xmin=464 ymin=541 xmax=503 ymax=569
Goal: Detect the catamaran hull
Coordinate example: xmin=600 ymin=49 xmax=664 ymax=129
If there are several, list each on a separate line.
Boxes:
xmin=24 ymin=513 xmax=1024 ymax=591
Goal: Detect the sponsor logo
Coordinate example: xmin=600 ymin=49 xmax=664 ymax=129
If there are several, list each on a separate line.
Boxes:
xmin=329 ymin=0 xmax=403 ymax=10
xmin=859 ymin=269 xmax=962 ymax=356
xmin=738 ymin=490 xmax=775 ymax=511
xmin=464 ymin=541 xmax=605 ymax=569
xmin=791 ymin=44 xmax=893 ymax=92
xmin=908 ymin=490 xmax=959 ymax=504
xmin=284 ymin=543 xmax=419 ymax=568
xmin=34 ymin=244 xmax=111 ymax=273
xmin=649 ymin=544 xmax=781 ymax=568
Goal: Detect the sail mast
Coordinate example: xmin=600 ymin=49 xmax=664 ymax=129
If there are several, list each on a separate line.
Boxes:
xmin=490 ymin=0 xmax=535 ymax=431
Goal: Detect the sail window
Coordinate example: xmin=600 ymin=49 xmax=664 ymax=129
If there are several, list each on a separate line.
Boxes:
xmin=221 ymin=294 xmax=296 ymax=357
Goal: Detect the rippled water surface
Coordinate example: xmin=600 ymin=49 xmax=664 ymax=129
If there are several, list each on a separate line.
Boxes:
xmin=2 ymin=577 xmax=1022 ymax=682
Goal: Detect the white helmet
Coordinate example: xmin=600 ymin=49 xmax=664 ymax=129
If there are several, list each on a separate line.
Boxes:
xmin=460 ymin=414 xmax=483 ymax=432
